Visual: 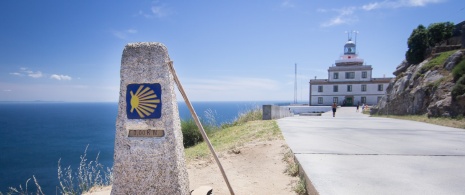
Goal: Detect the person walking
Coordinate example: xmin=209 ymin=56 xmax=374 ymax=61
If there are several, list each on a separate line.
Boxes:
xmin=332 ymin=102 xmax=337 ymax=117
xmin=356 ymin=103 xmax=360 ymax=112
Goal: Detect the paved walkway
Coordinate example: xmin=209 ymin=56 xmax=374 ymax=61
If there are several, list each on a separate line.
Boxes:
xmin=277 ymin=107 xmax=465 ymax=195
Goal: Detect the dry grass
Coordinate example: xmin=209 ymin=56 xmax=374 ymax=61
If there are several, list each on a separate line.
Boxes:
xmin=184 ymin=120 xmax=282 ymax=161
xmin=375 ymin=114 xmax=465 ymax=129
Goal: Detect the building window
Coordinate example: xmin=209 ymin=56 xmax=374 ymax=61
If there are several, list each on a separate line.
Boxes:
xmin=333 ymin=85 xmax=338 ymax=92
xmin=378 ymin=84 xmax=383 ymax=91
xmin=334 ymin=72 xmax=339 ymax=79
xmin=361 ymin=97 xmax=366 ymax=104
xmin=361 ymin=84 xmax=367 ymax=92
xmin=318 ymin=97 xmax=323 ymax=104
xmin=347 ymin=85 xmax=352 ymax=92
xmin=362 ymin=71 xmax=367 ymax=78
xmin=377 ymin=96 xmax=382 ymax=103
xmin=318 ymin=86 xmax=323 ymax=92
xmin=333 ymin=97 xmax=338 ymax=103
xmin=345 ymin=72 xmax=355 ymax=79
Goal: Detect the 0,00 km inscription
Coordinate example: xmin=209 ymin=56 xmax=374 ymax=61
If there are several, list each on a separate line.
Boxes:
xmin=128 ymin=130 xmax=164 ymax=137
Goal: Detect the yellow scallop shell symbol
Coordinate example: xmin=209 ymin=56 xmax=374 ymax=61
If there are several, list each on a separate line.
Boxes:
xmin=129 ymin=85 xmax=160 ymax=118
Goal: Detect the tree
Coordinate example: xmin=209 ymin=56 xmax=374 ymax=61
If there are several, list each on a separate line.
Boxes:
xmin=406 ymin=25 xmax=428 ymax=65
xmin=427 ymin=22 xmax=455 ymax=46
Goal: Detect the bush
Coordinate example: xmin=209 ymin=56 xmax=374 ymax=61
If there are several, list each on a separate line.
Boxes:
xmin=427 ymin=22 xmax=455 ymax=46
xmin=452 ymin=83 xmax=465 ymax=100
xmin=452 ymin=59 xmax=465 ymax=82
xmin=405 ymin=22 xmax=455 ymax=65
xmin=406 ymin=25 xmax=428 ymax=65
xmin=181 ymin=119 xmax=203 ymax=148
xmin=182 ymin=108 xmax=263 ymax=148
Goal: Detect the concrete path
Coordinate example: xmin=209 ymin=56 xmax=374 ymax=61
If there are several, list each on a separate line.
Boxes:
xmin=277 ymin=107 xmax=465 ymax=195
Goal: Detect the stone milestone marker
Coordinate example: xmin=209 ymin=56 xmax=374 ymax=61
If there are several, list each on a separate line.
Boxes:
xmin=111 ymin=42 xmax=189 ymax=195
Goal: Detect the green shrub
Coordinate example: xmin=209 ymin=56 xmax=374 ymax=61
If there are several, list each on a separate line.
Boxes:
xmin=181 ymin=119 xmax=203 ymax=148
xmin=182 ymin=108 xmax=262 ymax=148
xmin=406 ymin=25 xmax=428 ymax=65
xmin=452 ymin=59 xmax=465 ymax=82
xmin=452 ymin=83 xmax=465 ymax=100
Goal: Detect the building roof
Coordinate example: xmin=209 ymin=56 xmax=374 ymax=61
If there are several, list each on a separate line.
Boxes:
xmin=329 ymin=65 xmax=372 ymax=71
xmin=309 ymin=77 xmax=393 ymax=85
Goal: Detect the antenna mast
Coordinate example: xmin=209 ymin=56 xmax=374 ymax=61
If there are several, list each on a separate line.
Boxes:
xmin=294 ymin=63 xmax=297 ymax=104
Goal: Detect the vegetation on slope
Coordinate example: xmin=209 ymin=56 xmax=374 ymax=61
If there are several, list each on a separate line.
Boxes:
xmin=406 ymin=22 xmax=455 ymax=65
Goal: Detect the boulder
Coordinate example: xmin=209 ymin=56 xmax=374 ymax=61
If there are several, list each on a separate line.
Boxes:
xmin=444 ymin=50 xmax=464 ymax=71
xmin=393 ymin=60 xmax=410 ymax=76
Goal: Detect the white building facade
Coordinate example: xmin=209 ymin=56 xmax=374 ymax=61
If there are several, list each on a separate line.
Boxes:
xmin=309 ymin=36 xmax=392 ymax=106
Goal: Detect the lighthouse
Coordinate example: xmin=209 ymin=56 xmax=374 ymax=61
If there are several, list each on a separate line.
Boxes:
xmin=309 ymin=32 xmax=392 ymax=106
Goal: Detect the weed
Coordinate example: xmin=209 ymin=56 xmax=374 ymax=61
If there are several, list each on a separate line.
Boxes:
xmin=1 ymin=175 xmax=44 ymax=195
xmin=294 ymin=176 xmax=307 ymax=195
xmin=282 ymin=148 xmax=299 ymax=177
xmin=57 ymin=145 xmax=112 ymax=195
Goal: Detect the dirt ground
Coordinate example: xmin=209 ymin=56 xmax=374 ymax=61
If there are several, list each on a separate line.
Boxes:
xmin=85 ymin=139 xmax=297 ymax=195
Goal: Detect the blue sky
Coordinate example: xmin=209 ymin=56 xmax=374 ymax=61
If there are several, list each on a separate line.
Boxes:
xmin=0 ymin=0 xmax=463 ymax=102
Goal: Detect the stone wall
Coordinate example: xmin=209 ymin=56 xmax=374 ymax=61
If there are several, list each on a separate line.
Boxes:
xmin=262 ymin=105 xmax=293 ymax=120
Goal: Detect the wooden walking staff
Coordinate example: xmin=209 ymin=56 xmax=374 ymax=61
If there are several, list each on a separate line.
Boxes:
xmin=167 ymin=61 xmax=235 ymax=195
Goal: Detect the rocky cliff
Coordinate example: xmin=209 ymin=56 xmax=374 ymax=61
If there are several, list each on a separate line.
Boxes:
xmin=372 ymin=49 xmax=465 ymax=117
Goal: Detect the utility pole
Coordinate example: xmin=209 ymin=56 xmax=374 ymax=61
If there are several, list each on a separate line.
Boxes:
xmin=294 ymin=63 xmax=298 ymax=104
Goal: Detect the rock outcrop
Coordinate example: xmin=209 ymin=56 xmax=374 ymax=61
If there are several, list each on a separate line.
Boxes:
xmin=372 ymin=50 xmax=465 ymax=117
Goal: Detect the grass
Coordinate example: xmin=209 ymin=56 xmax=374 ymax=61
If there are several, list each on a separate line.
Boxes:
xmin=422 ymin=50 xmax=457 ymax=73
xmin=185 ymin=107 xmax=308 ymax=193
xmin=368 ymin=104 xmax=465 ymax=129
xmin=184 ymin=119 xmax=282 ymax=161
xmin=57 ymin=145 xmax=113 ymax=195
xmin=0 ymin=176 xmax=44 ymax=195
xmin=415 ymin=50 xmax=458 ymax=80
xmin=372 ymin=114 xmax=465 ymax=129
xmin=294 ymin=176 xmax=308 ymax=195
xmin=0 ymin=146 xmax=112 ymax=195
xmin=283 ymin=147 xmax=299 ymax=177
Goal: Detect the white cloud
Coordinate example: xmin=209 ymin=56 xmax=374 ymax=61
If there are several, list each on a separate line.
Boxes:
xmin=3 ymin=89 xmax=12 ymax=92
xmin=10 ymin=72 xmax=22 ymax=76
xmin=10 ymin=68 xmax=43 ymax=78
xmin=151 ymin=6 xmax=167 ymax=17
xmin=50 ymin=74 xmax=72 ymax=81
xmin=28 ymin=71 xmax=43 ymax=78
xmin=186 ymin=77 xmax=279 ymax=91
xmin=178 ymin=77 xmax=285 ymax=101
xmin=281 ymin=0 xmax=295 ymax=8
xmin=361 ymin=0 xmax=445 ymax=10
xmin=317 ymin=8 xmax=328 ymax=13
xmin=321 ymin=7 xmax=358 ymax=27
xmin=112 ymin=29 xmax=138 ymax=39
xmin=127 ymin=29 xmax=138 ymax=34
xmin=320 ymin=0 xmax=444 ymax=27
xmin=138 ymin=1 xmax=170 ymax=19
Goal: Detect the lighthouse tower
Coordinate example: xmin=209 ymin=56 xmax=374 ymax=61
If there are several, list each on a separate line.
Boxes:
xmin=335 ymin=34 xmax=364 ymax=66
xmin=309 ymin=32 xmax=392 ymax=106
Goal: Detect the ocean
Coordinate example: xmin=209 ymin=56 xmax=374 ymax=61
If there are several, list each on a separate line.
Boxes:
xmin=0 ymin=101 xmax=286 ymax=194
